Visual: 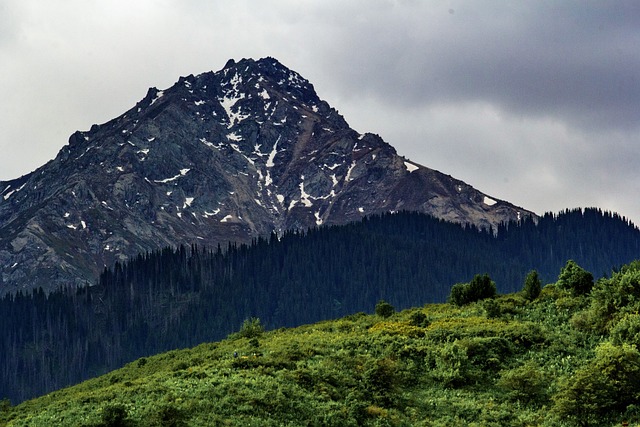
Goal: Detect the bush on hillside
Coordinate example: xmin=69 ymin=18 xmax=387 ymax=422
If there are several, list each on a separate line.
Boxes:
xmin=448 ymin=274 xmax=497 ymax=306
xmin=522 ymin=270 xmax=542 ymax=301
xmin=375 ymin=300 xmax=395 ymax=318
xmin=552 ymin=342 xmax=640 ymax=424
xmin=557 ymin=260 xmax=593 ymax=296
xmin=229 ymin=317 xmax=264 ymax=340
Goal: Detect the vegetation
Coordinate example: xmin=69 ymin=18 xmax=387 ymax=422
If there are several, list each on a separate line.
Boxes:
xmin=1 ymin=209 xmax=640 ymax=405
xmin=557 ymin=260 xmax=594 ymax=296
xmin=447 ymin=273 xmax=496 ymax=306
xmin=3 ymin=261 xmax=640 ymax=426
xmin=522 ymin=270 xmax=542 ymax=301
xmin=374 ymin=300 xmax=395 ymax=318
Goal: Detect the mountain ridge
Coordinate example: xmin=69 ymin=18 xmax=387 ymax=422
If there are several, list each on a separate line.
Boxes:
xmin=0 ymin=57 xmax=533 ymax=293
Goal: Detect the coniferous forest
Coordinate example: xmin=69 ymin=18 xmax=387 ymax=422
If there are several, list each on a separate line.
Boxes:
xmin=1 ymin=208 xmax=639 ymax=404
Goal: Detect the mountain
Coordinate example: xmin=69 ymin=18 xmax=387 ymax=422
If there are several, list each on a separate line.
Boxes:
xmin=0 ymin=57 xmax=533 ymax=294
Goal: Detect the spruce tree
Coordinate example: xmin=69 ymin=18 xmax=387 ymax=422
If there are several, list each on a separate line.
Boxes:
xmin=523 ymin=270 xmax=542 ymax=301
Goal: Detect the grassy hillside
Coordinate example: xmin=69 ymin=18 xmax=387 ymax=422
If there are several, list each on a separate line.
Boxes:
xmin=4 ymin=261 xmax=640 ymax=426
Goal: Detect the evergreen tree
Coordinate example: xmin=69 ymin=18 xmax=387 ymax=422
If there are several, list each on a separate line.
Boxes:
xmin=557 ymin=260 xmax=594 ymax=296
xmin=467 ymin=274 xmax=497 ymax=302
xmin=522 ymin=270 xmax=542 ymax=301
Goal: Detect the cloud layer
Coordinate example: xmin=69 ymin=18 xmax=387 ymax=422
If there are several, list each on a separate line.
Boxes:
xmin=1 ymin=0 xmax=639 ymax=223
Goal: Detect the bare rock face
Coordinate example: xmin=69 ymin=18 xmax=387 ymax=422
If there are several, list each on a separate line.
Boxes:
xmin=0 ymin=57 xmax=535 ymax=294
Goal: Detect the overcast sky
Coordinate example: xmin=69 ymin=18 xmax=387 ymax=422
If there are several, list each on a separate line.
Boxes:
xmin=2 ymin=1 xmax=639 ymax=224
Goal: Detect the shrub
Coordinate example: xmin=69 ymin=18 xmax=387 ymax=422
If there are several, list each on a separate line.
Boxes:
xmin=482 ymin=298 xmax=501 ymax=318
xmin=610 ymin=313 xmax=640 ymax=347
xmin=448 ymin=282 xmax=468 ymax=306
xmin=462 ymin=336 xmax=513 ymax=371
xmin=556 ymin=260 xmax=593 ymax=296
xmin=429 ymin=340 xmax=474 ymax=387
xmin=522 ymin=270 xmax=542 ymax=301
xmin=151 ymin=405 xmax=187 ymax=427
xmin=409 ymin=311 xmax=429 ymax=327
xmin=173 ymin=361 xmax=189 ymax=371
xmin=99 ymin=404 xmax=132 ymax=427
xmin=0 ymin=398 xmax=11 ymax=412
xmin=427 ymin=336 xmax=513 ymax=388
xmin=0 ymin=398 xmax=11 ymax=422
xmin=363 ymin=358 xmax=399 ymax=406
xmin=230 ymin=317 xmax=265 ymax=339
xmin=497 ymin=361 xmax=548 ymax=404
xmin=448 ymin=274 xmax=496 ymax=306
xmin=501 ymin=321 xmax=546 ymax=348
xmin=368 ymin=321 xmax=425 ymax=338
xmin=552 ymin=342 xmax=640 ymax=424
xmin=375 ymin=300 xmax=395 ymax=318
xmin=576 ymin=264 xmax=640 ymax=333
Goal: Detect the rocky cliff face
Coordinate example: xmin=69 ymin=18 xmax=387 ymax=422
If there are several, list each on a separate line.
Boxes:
xmin=0 ymin=57 xmax=534 ymax=293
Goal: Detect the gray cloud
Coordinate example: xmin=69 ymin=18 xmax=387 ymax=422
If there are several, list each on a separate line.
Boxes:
xmin=1 ymin=0 xmax=639 ymax=224
xmin=314 ymin=1 xmax=640 ymax=131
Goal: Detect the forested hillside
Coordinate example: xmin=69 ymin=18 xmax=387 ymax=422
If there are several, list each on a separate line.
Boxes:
xmin=5 ymin=259 xmax=640 ymax=426
xmin=1 ymin=208 xmax=639 ymax=404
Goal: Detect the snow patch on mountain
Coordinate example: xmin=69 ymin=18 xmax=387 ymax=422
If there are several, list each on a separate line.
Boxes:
xmin=183 ymin=197 xmax=195 ymax=209
xmin=404 ymin=161 xmax=419 ymax=173
xmin=483 ymin=196 xmax=498 ymax=206
xmin=345 ymin=161 xmax=357 ymax=182
xmin=154 ymin=168 xmax=190 ymax=183
xmin=150 ymin=90 xmax=164 ymax=106
xmin=299 ymin=176 xmax=313 ymax=207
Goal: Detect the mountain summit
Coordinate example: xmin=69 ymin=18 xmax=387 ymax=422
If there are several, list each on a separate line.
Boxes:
xmin=0 ymin=57 xmax=533 ymax=293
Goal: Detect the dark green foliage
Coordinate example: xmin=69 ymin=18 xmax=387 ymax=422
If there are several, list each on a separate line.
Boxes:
xmin=374 ymin=300 xmax=395 ymax=318
xmin=99 ymin=404 xmax=132 ymax=427
xmin=172 ymin=362 xmax=188 ymax=372
xmin=574 ymin=261 xmax=640 ymax=333
xmin=429 ymin=340 xmax=474 ymax=387
xmin=427 ymin=335 xmax=514 ymax=389
xmin=232 ymin=317 xmax=265 ymax=340
xmin=0 ymin=398 xmax=10 ymax=410
xmin=363 ymin=358 xmax=400 ymax=406
xmin=611 ymin=313 xmax=640 ymax=347
xmin=150 ymin=405 xmax=187 ymax=427
xmin=8 ymin=259 xmax=640 ymax=426
xmin=448 ymin=283 xmax=468 ymax=307
xmin=448 ymin=274 xmax=496 ymax=306
xmin=2 ymin=208 xmax=640 ymax=404
xmin=552 ymin=342 xmax=640 ymax=425
xmin=557 ymin=260 xmax=594 ymax=296
xmin=497 ymin=361 xmax=548 ymax=403
xmin=0 ymin=398 xmax=11 ymax=420
xmin=482 ymin=298 xmax=501 ymax=318
xmin=522 ymin=270 xmax=542 ymax=301
xmin=408 ymin=311 xmax=428 ymax=327
xmin=468 ymin=274 xmax=497 ymax=301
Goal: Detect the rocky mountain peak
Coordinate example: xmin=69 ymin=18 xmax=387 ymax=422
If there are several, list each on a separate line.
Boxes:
xmin=0 ymin=57 xmax=535 ymax=294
